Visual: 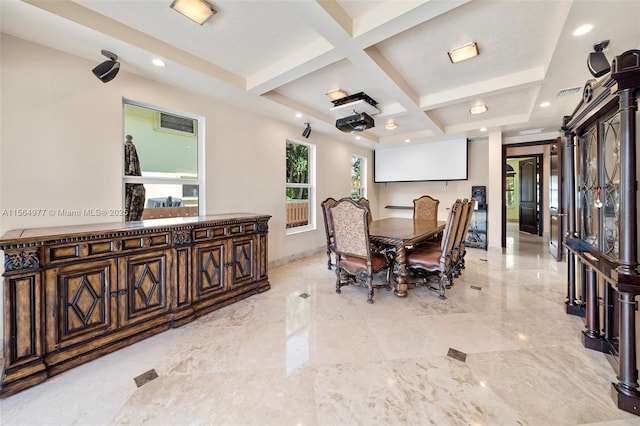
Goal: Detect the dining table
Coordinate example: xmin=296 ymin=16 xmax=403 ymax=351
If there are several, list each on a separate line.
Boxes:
xmin=369 ymin=217 xmax=446 ymax=297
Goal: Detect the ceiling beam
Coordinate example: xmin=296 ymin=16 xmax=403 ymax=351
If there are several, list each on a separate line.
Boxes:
xmin=419 ymin=67 xmax=546 ymax=110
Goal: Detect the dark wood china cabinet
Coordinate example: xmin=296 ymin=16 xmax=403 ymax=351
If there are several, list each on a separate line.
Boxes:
xmin=562 ymin=49 xmax=640 ymax=416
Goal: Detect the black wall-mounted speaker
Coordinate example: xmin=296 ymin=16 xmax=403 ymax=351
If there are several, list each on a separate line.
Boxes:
xmin=587 ymin=51 xmax=610 ymax=78
xmin=92 ymin=60 xmax=120 ymax=83
xmin=471 ymin=185 xmax=486 ymax=209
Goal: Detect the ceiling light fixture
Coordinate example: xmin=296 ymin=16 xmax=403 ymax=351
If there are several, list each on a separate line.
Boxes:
xmin=92 ymin=49 xmax=120 ymax=83
xmin=480 ymin=127 xmax=487 ymax=132
xmin=404 ymin=139 xmax=410 ymax=143
xmin=152 ymin=58 xmax=166 ymax=67
xmin=170 ymin=0 xmax=217 ymax=25
xmin=573 ymin=24 xmax=593 ymax=36
xmin=325 ymin=89 xmax=348 ymax=101
xmin=469 ymin=104 xmax=487 ymax=115
xmin=302 ymin=123 xmax=311 ymax=139
xmin=448 ymin=41 xmax=479 ymax=63
xmin=539 ymin=101 xmax=551 ymax=108
xmin=385 ymin=119 xmax=398 ymax=130
xmin=295 ymin=113 xmax=302 ymax=118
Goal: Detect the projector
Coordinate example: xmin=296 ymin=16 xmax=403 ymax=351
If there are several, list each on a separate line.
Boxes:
xmin=335 ymin=112 xmax=375 ymax=132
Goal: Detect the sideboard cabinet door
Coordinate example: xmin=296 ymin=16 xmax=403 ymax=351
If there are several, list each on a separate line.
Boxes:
xmin=44 ymin=259 xmax=118 ymax=353
xmin=228 ymin=234 xmax=257 ymax=291
xmin=194 ymin=241 xmax=226 ymax=302
xmin=118 ymin=249 xmax=173 ymax=328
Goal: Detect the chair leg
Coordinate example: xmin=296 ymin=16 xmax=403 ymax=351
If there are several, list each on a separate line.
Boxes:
xmin=335 ymin=267 xmax=344 ymax=293
xmin=437 ymin=274 xmax=447 ymax=299
xmin=367 ymin=277 xmax=374 ymax=304
xmin=327 ymin=249 xmax=332 ymax=270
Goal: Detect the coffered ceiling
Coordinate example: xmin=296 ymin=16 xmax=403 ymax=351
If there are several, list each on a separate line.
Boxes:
xmin=1 ymin=0 xmax=638 ymax=148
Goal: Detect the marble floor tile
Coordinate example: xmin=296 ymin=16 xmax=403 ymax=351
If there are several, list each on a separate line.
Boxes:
xmin=0 ymin=227 xmax=636 ymax=425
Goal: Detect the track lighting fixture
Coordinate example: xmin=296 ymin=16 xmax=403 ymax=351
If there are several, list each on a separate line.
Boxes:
xmin=92 ymin=49 xmax=120 ymax=83
xmin=302 ymin=123 xmax=311 ymax=139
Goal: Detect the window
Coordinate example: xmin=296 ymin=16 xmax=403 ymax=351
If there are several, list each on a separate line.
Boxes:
xmin=123 ymin=100 xmax=204 ymax=221
xmin=351 ymin=155 xmax=366 ymax=199
xmin=286 ymin=140 xmax=315 ymax=232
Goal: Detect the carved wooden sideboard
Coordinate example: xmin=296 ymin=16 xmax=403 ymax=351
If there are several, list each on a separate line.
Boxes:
xmin=0 ymin=213 xmax=270 ymax=397
xmin=561 ymin=49 xmax=640 ymax=415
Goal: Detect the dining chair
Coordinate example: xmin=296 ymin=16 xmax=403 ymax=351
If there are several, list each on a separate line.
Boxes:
xmin=404 ymin=199 xmax=464 ymax=299
xmin=321 ymin=197 xmax=338 ymax=270
xmin=357 ymin=196 xmax=395 ymax=256
xmin=448 ymin=198 xmax=473 ymax=279
xmin=329 ymin=197 xmax=393 ymax=304
xmin=356 ymin=197 xmax=373 ymax=225
xmin=413 ymin=195 xmax=439 ymax=222
xmin=454 ymin=198 xmax=477 ymax=276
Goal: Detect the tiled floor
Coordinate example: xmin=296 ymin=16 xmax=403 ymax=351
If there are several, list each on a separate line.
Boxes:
xmin=1 ymin=227 xmax=639 ymax=425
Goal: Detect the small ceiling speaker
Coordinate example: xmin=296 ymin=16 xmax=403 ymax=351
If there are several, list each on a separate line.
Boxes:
xmin=92 ymin=49 xmax=120 ymax=83
xmin=302 ymin=123 xmax=311 ymax=139
xmin=587 ymin=40 xmax=610 ymax=78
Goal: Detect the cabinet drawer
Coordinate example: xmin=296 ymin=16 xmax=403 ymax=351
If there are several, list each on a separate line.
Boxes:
xmin=120 ymin=232 xmax=170 ymax=251
xmin=192 ymin=222 xmax=256 ymax=242
xmin=46 ymin=240 xmax=118 ymax=263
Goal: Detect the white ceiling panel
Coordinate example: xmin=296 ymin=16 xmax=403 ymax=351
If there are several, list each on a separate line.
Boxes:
xmin=1 ymin=0 xmax=638 ymax=148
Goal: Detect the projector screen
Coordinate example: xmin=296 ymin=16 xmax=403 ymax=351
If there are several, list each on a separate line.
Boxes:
xmin=374 ymin=138 xmax=468 ymax=182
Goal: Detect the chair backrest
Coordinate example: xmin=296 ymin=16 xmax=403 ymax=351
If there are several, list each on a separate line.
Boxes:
xmin=413 ymin=195 xmax=439 ymax=222
xmin=458 ymin=198 xmax=477 ymax=249
xmin=451 ymin=198 xmax=472 ymax=249
xmin=438 ymin=199 xmax=464 ymax=262
xmin=329 ymin=198 xmax=371 ymax=260
xmin=321 ymin=197 xmax=338 ymax=245
xmin=356 ymin=197 xmax=373 ymax=225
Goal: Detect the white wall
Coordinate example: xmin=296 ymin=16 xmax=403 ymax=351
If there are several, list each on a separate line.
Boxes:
xmin=0 ymin=34 xmax=375 ymax=268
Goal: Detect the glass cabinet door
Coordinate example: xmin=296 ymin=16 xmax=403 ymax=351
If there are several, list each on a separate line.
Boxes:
xmin=601 ymin=112 xmax=620 ymax=259
xmin=579 ymin=127 xmax=599 ymax=248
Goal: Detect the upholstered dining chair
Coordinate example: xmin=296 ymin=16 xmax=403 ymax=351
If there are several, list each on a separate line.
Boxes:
xmin=446 ymin=198 xmax=472 ymax=280
xmin=413 ymin=195 xmax=440 ymax=222
xmin=453 ymin=198 xmax=476 ymax=276
xmin=329 ymin=197 xmax=393 ymax=304
xmin=356 ymin=197 xmax=373 ymax=225
xmin=405 ymin=199 xmax=464 ymax=299
xmin=321 ymin=197 xmax=338 ymax=270
xmin=356 ymin=196 xmax=393 ymax=256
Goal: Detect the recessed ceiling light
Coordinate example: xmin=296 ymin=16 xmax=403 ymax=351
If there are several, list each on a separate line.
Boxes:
xmin=469 ymin=104 xmax=487 ymax=115
xmin=295 ymin=113 xmax=302 ymax=118
xmin=404 ymin=139 xmax=410 ymax=143
xmin=448 ymin=41 xmax=479 ymax=63
xmin=480 ymin=127 xmax=487 ymax=132
xmin=573 ymin=24 xmax=593 ymax=36
xmin=385 ymin=119 xmax=398 ymax=130
xmin=326 ymin=89 xmax=348 ymax=100
xmin=355 ymin=135 xmax=361 ymax=140
xmin=152 ymin=58 xmax=166 ymax=67
xmin=539 ymin=101 xmax=551 ymax=108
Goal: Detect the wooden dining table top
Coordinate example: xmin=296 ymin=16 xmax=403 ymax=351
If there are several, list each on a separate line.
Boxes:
xmin=368 ymin=218 xmax=446 ymax=246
